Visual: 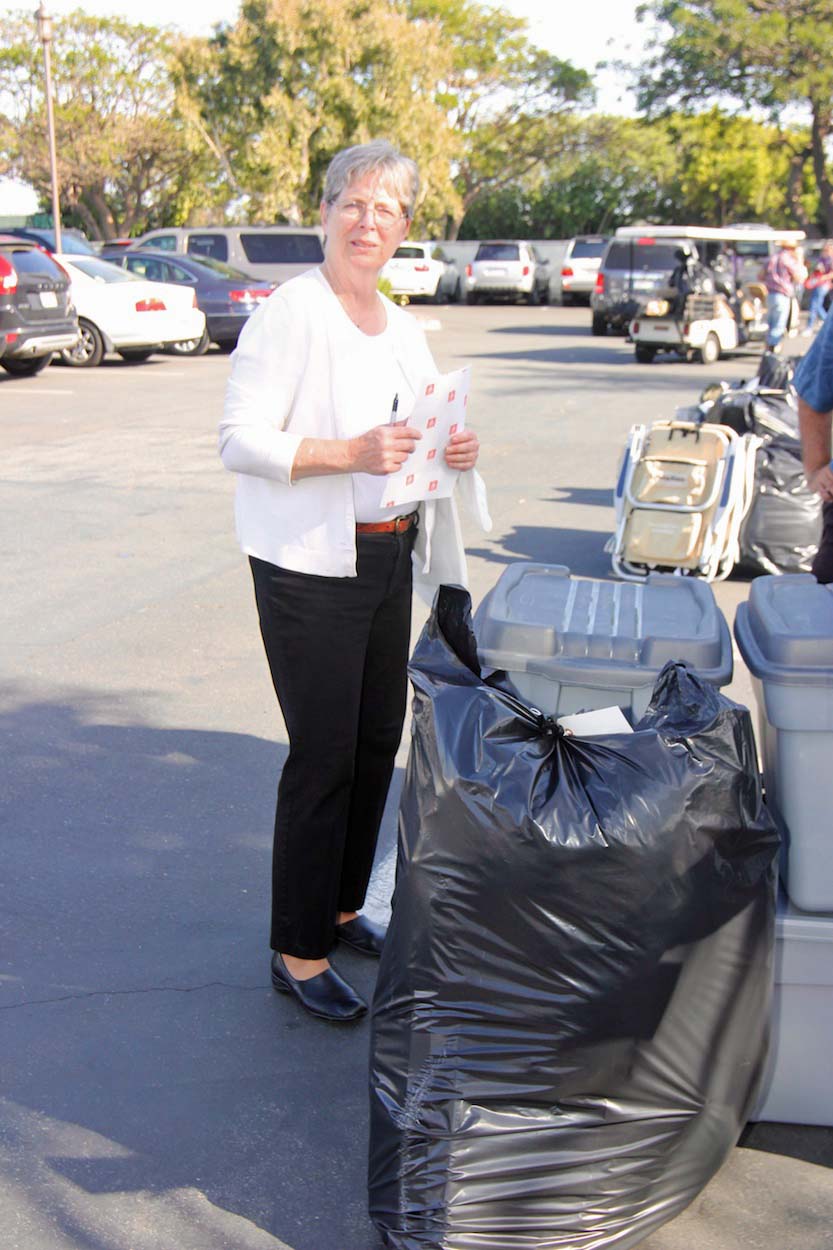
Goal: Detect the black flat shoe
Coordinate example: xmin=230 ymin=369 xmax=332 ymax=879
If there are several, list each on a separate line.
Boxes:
xmin=334 ymin=914 xmax=387 ymax=957
xmin=270 ymin=953 xmax=367 ymax=1023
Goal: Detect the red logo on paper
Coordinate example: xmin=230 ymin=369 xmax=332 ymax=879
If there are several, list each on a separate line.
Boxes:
xmin=427 ymin=417 xmax=436 ymax=429
xmin=406 ymin=473 xmax=414 ymax=485
xmin=448 ymin=390 xmax=456 ymax=402
xmin=427 ymin=448 xmax=436 ymax=460
xmin=425 ymin=383 xmax=435 ymax=396
xmin=429 ymin=480 xmax=438 ymax=491
xmin=449 ymin=423 xmax=458 ymax=435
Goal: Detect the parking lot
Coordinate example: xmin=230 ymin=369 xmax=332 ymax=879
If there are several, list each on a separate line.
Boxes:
xmin=2 ymin=303 xmax=832 ymax=1249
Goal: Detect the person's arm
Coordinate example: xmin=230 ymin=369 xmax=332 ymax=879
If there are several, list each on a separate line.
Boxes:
xmin=798 ymin=398 xmax=833 ymax=500
xmin=292 ymin=425 xmax=421 ymax=480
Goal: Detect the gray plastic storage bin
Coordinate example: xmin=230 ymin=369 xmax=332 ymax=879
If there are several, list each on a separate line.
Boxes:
xmin=474 ymin=563 xmax=733 ymax=719
xmin=734 ymin=575 xmax=833 ymax=912
xmin=753 ymin=895 xmax=833 ymax=1126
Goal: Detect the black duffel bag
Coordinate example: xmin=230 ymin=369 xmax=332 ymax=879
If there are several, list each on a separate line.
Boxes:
xmin=369 ymin=585 xmax=779 ymax=1250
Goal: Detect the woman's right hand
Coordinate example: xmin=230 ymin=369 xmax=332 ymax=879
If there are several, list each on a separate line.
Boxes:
xmin=349 ymin=423 xmax=421 ymax=475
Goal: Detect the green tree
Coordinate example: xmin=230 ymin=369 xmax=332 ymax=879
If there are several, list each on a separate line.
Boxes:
xmin=407 ymin=0 xmax=594 ymax=238
xmin=0 ymin=10 xmax=214 ymax=239
xmin=636 ymin=0 xmax=833 ymax=232
xmin=459 ymin=115 xmax=680 ymax=239
xmin=174 ymin=0 xmax=459 ymax=231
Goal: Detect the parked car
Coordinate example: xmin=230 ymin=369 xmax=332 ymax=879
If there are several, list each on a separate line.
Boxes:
xmin=55 ymin=254 xmax=205 ymax=367
xmin=381 ymin=242 xmax=461 ymax=303
xmin=109 ymin=250 xmax=274 ymax=353
xmin=6 ymin=226 xmax=96 ymax=256
xmin=126 ymin=225 xmax=324 ymax=285
xmin=95 ymin=239 xmax=135 ymax=259
xmin=553 ymin=235 xmax=607 ymax=305
xmin=0 ymin=234 xmax=79 ymax=376
xmin=590 ymin=235 xmax=691 ymax=335
xmin=465 ymin=241 xmax=549 ymax=304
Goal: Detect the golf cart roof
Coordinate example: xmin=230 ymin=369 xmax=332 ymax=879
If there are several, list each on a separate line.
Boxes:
xmin=614 ymin=225 xmax=806 ymax=244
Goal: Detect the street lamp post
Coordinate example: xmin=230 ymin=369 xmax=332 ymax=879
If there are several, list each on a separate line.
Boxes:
xmin=35 ymin=3 xmax=61 ymax=254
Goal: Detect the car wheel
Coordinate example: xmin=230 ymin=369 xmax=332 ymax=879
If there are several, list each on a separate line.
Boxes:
xmin=60 ymin=318 xmax=104 ymax=368
xmin=526 ymin=286 xmax=541 ymax=306
xmin=466 ymin=292 xmax=479 ymax=305
xmin=635 ymin=344 xmax=657 ymax=363
xmin=216 ymin=339 xmax=237 ymax=354
xmin=166 ymin=327 xmax=210 ymax=357
xmin=562 ymin=293 xmax=574 ymax=307
xmin=1 ymin=353 xmax=53 ymax=377
xmin=699 ymin=333 xmax=720 ymax=365
xmin=118 ymin=348 xmax=155 ymax=362
xmin=591 ymin=313 xmax=607 ymax=336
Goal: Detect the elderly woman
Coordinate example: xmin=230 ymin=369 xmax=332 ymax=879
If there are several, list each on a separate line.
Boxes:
xmin=220 ymin=140 xmax=489 ymax=1023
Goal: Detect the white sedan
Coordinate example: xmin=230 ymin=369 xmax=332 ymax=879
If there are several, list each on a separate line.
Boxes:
xmin=381 ymin=242 xmax=462 ymax=303
xmin=54 ymin=254 xmax=206 ymax=367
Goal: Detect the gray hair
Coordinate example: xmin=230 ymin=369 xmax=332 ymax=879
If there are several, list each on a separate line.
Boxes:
xmin=322 ymin=140 xmax=419 ymax=219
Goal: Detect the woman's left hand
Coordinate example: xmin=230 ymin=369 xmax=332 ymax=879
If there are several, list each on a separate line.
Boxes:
xmin=444 ymin=428 xmax=479 ymax=472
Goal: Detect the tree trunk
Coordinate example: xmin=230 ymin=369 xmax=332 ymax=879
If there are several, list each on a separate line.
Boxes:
xmin=786 ymin=147 xmax=813 ymax=233
xmin=810 ymin=102 xmax=833 ymax=235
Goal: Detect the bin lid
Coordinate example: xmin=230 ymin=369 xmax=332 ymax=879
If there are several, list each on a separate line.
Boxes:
xmin=736 ymin=575 xmax=833 ymax=677
xmin=474 ymin=563 xmax=732 ymax=688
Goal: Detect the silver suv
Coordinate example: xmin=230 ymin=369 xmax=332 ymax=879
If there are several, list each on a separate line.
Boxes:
xmin=127 ymin=225 xmax=324 ymax=285
xmin=465 ymin=241 xmax=549 ymax=304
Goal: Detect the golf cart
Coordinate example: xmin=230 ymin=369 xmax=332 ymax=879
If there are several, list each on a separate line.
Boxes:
xmin=623 ymin=225 xmax=805 ymax=364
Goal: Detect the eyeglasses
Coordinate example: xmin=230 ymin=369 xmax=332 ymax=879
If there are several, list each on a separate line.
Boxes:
xmin=331 ymin=199 xmax=406 ymax=229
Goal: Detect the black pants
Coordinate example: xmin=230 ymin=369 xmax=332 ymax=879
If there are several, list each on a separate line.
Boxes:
xmin=813 ymin=501 xmax=833 ymax=583
xmin=250 ymin=528 xmax=415 ymax=959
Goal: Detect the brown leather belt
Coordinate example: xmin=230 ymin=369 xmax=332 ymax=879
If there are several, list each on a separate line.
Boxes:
xmin=355 ymin=511 xmax=418 ymax=535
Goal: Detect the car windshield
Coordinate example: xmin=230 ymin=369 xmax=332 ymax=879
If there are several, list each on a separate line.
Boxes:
xmin=604 ymin=242 xmax=684 ymax=271
xmin=732 ymin=240 xmax=770 ymax=259
xmin=65 ymin=256 xmax=140 ymax=282
xmin=570 ymin=240 xmax=606 ymax=259
xmin=182 ymin=255 xmax=257 ymax=281
xmin=240 ymin=233 xmax=324 ymax=264
xmin=24 ymin=230 xmax=95 ymax=255
xmin=392 ymin=246 xmax=426 ymax=260
xmin=475 ymin=243 xmax=520 ymax=261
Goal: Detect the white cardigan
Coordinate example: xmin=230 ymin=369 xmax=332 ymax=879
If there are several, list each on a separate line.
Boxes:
xmin=219 ymin=269 xmax=491 ymax=597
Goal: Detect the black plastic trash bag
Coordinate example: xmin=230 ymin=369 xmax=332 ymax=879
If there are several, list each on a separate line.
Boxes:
xmin=737 ymin=437 xmax=821 ymax=576
xmin=369 ymin=586 xmax=779 ymax=1250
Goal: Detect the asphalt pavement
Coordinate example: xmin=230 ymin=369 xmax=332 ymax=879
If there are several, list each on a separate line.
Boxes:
xmin=2 ymin=304 xmax=832 ymax=1249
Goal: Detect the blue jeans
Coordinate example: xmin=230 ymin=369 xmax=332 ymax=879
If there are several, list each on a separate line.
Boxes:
xmin=808 ymin=285 xmax=829 ymax=332
xmin=766 ymin=292 xmax=791 ymax=348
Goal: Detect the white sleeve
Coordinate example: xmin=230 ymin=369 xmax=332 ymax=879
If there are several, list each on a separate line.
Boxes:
xmin=218 ymin=293 xmax=306 ymax=484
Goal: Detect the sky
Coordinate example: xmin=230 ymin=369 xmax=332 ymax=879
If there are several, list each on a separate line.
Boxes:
xmin=1 ymin=1 xmax=653 ymax=213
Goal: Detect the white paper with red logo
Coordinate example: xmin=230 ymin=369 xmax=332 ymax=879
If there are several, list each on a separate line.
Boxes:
xmin=379 ymin=367 xmax=470 ymax=510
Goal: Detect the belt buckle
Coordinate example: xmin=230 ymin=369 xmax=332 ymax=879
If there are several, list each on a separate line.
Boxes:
xmin=393 ymin=513 xmax=411 ymax=534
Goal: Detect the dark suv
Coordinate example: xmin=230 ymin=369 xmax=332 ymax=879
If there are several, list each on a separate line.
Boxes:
xmin=590 ymin=236 xmax=692 ymax=335
xmin=0 ymin=235 xmax=79 ymax=376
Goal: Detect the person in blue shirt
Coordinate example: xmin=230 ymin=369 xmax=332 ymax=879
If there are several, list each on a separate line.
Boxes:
xmin=796 ymin=309 xmax=833 ymax=581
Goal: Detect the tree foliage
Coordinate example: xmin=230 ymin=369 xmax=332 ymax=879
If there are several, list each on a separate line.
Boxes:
xmin=0 ymin=9 xmax=212 ymax=239
xmin=406 ymin=0 xmax=594 ymax=236
xmin=173 ymin=0 xmax=459 ymax=231
xmin=635 ymin=0 xmax=833 ymax=232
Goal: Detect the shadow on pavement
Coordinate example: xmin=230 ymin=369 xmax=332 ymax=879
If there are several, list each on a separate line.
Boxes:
xmin=469 ymin=524 xmax=613 ymax=579
xmin=1 ymin=688 xmax=389 ymax=1250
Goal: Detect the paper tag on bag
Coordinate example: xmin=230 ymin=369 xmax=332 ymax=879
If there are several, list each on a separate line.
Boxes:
xmin=558 ymin=706 xmax=634 ymax=737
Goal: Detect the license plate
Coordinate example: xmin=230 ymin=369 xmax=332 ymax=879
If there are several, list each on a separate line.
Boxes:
xmin=37 ymin=290 xmax=58 ymax=308
xmin=652 ymin=323 xmax=671 ymax=333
